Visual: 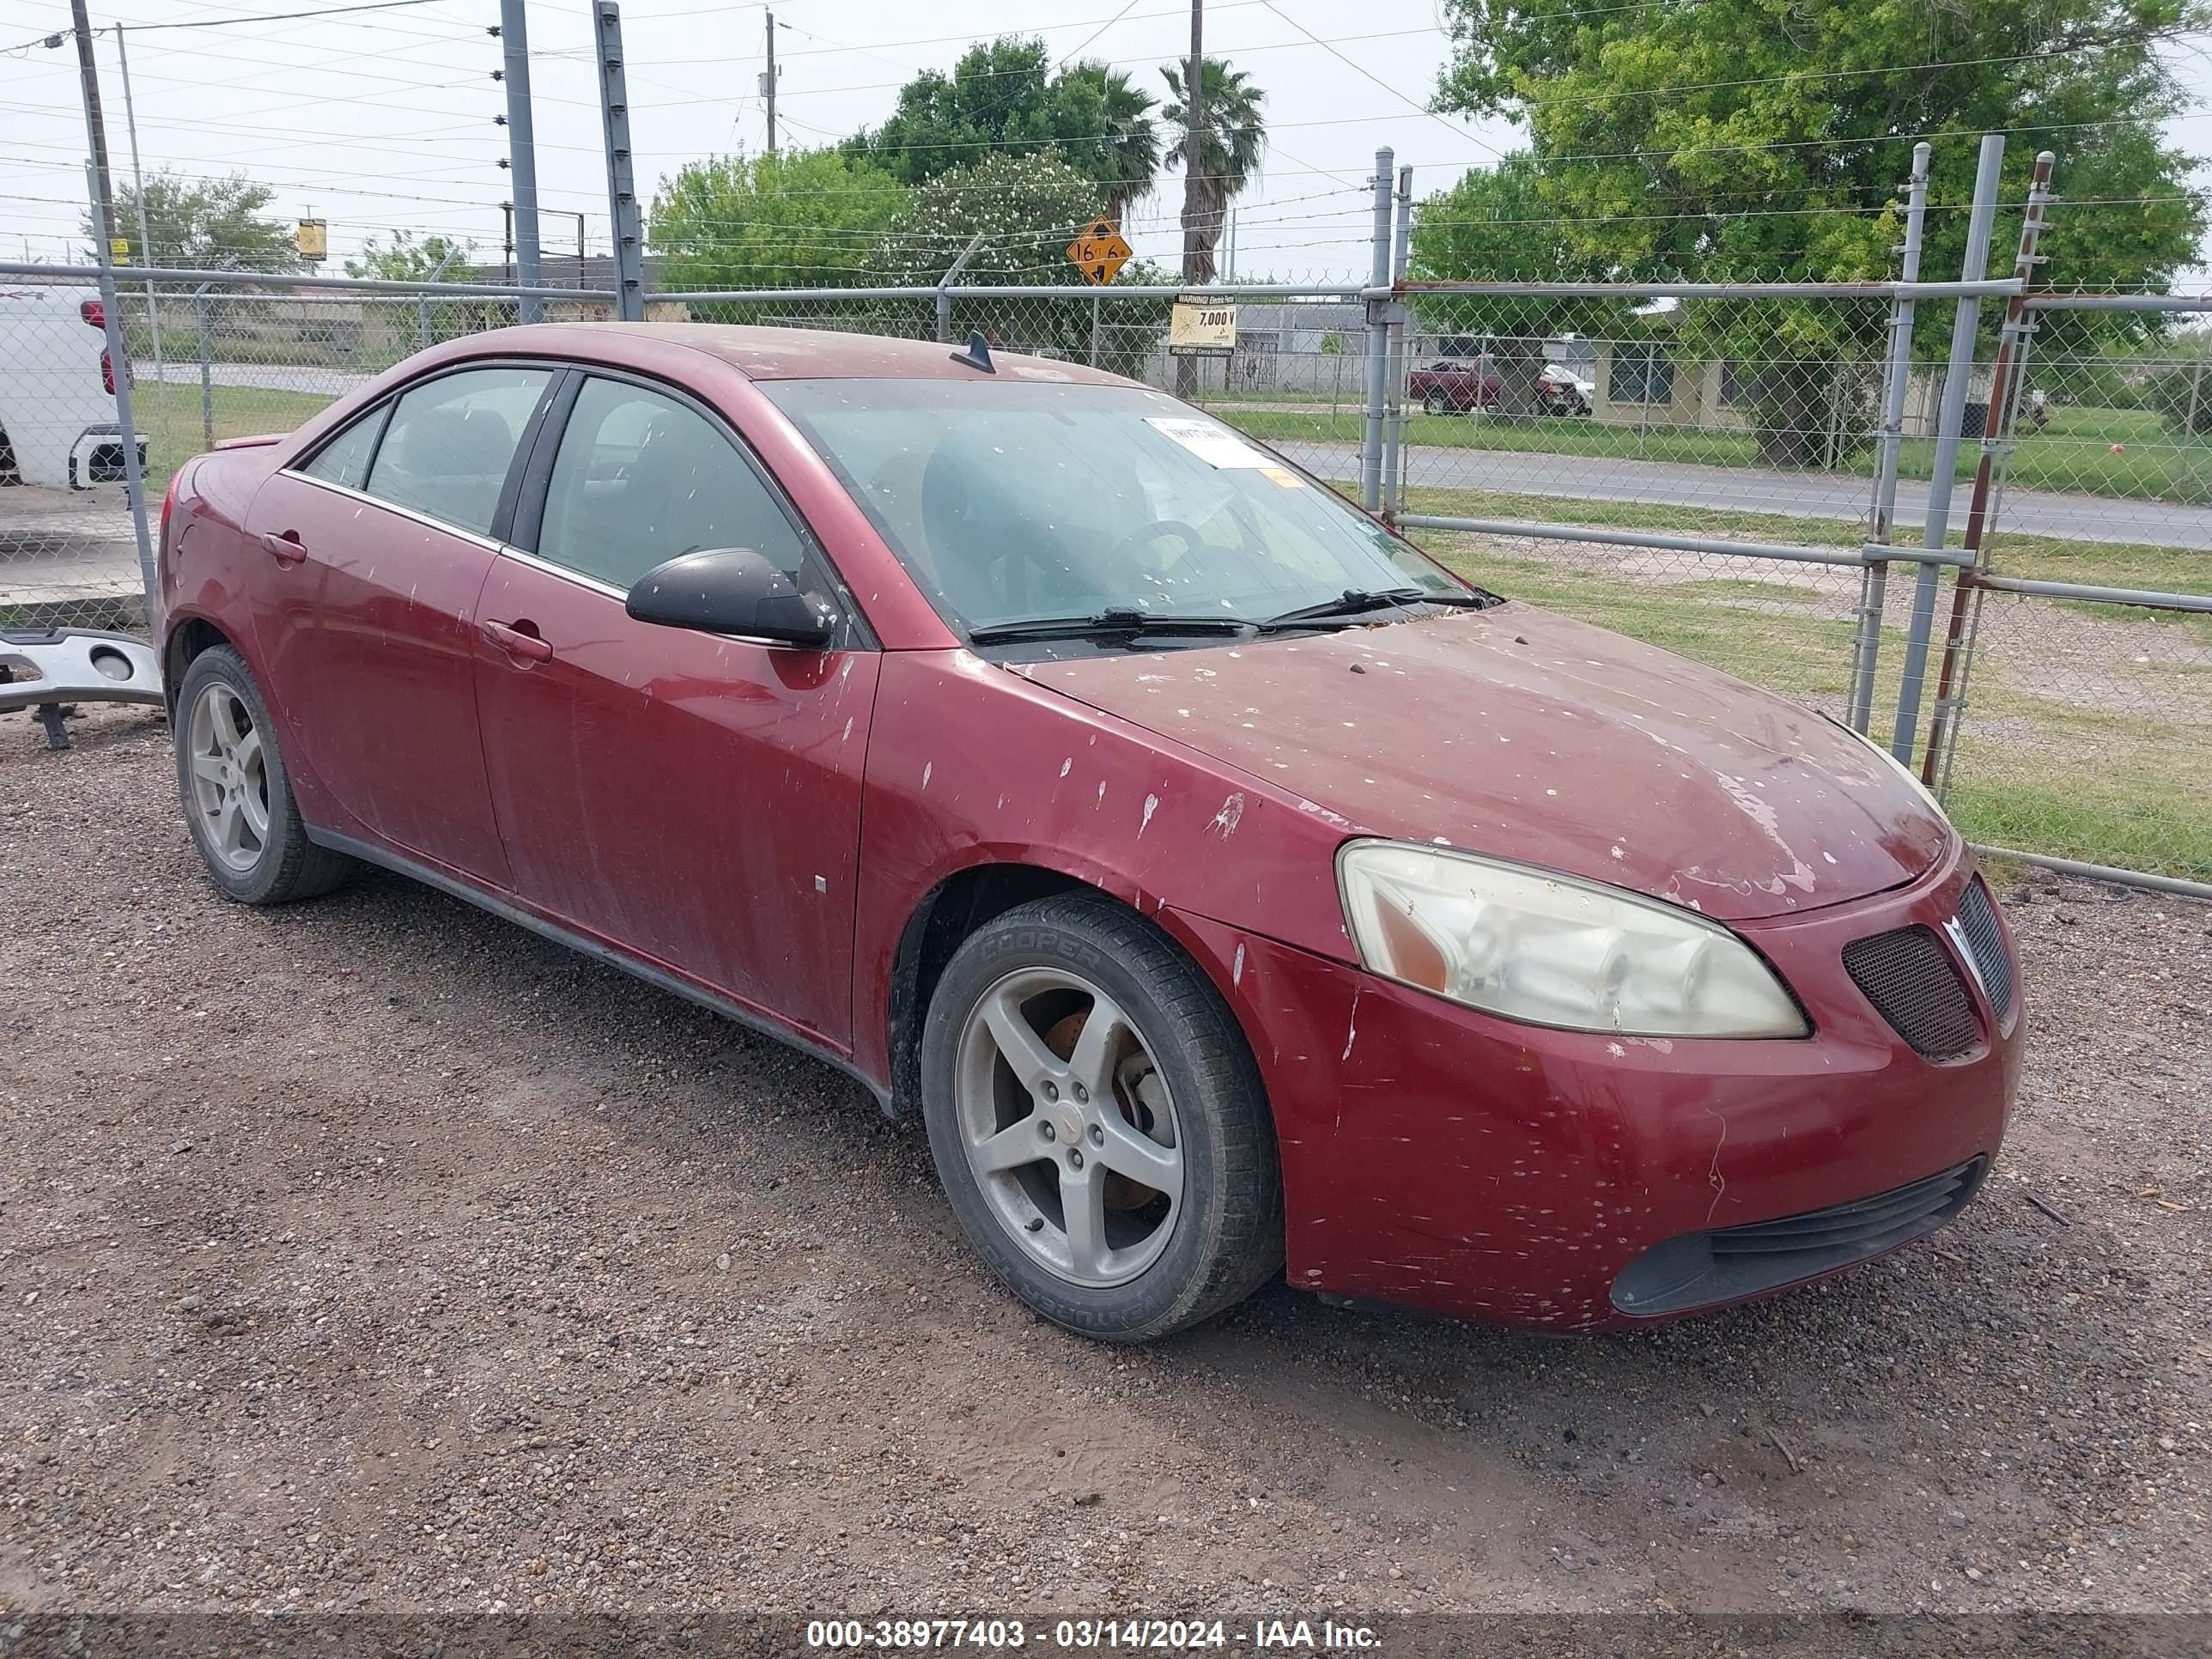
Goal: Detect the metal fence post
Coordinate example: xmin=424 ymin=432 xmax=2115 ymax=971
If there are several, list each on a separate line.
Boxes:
xmin=416 ymin=242 xmax=463 ymax=349
xmin=1922 ymin=150 xmax=2057 ymax=788
xmin=84 ymin=166 xmax=156 ymax=611
xmin=195 ymin=282 xmax=214 ymax=452
xmin=935 ymin=232 xmax=986 ymax=344
xmin=1381 ymin=163 xmax=1413 ymax=521
xmin=1848 ymin=140 xmax=1932 ymax=733
xmin=1090 ymin=293 xmax=1103 ymax=368
xmin=1359 ymin=147 xmax=1394 ymax=513
xmin=1891 ymin=132 xmax=2004 ymax=764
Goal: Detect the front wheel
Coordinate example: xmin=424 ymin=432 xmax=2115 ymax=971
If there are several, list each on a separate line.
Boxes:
xmin=920 ymin=892 xmax=1283 ymax=1341
xmin=1422 ymin=391 xmax=1452 ymax=416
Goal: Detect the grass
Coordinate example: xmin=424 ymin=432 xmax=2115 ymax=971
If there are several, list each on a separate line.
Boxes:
xmin=1392 ymin=483 xmax=2212 ymax=881
xmin=1213 ymin=401 xmax=2212 ymax=507
xmin=127 ymin=380 xmax=337 ymax=489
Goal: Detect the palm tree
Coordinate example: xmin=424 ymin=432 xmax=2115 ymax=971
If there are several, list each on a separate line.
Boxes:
xmin=1161 ymin=57 xmax=1267 ymax=284
xmin=1058 ymin=62 xmax=1160 ymax=225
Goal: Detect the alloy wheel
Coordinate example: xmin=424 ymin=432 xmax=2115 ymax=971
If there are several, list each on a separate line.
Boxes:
xmin=954 ymin=966 xmax=1184 ymax=1288
xmin=185 ymin=681 xmax=270 ymax=873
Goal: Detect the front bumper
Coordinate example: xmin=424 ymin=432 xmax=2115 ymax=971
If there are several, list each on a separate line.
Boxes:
xmin=1164 ymin=840 xmax=2021 ymax=1331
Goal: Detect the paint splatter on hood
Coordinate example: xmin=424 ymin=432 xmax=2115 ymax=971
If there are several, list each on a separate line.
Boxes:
xmin=1017 ymin=602 xmax=1951 ymax=922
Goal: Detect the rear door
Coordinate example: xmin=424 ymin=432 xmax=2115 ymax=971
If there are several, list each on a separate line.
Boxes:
xmin=249 ymin=362 xmax=559 ymax=885
xmin=472 ymin=369 xmax=879 ymax=1050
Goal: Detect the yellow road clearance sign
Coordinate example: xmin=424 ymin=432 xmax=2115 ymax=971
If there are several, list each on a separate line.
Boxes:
xmin=1066 ymin=217 xmax=1133 ymax=286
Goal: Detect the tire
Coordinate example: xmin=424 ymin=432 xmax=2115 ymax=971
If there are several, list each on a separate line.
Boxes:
xmin=171 ymin=645 xmax=356 ymax=906
xmin=1422 ymin=391 xmax=1452 ymax=417
xmin=920 ymin=892 xmax=1283 ymax=1342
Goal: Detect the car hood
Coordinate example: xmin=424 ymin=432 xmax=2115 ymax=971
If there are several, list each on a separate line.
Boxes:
xmin=1012 ymin=603 xmax=1950 ymax=922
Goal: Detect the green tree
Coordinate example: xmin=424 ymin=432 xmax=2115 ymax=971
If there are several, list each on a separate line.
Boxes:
xmin=1161 ymin=57 xmax=1267 ymax=285
xmin=648 ymin=148 xmax=905 ymax=290
xmin=867 ymin=152 xmax=1169 ymax=369
xmin=1431 ymin=0 xmax=2209 ymax=460
xmin=87 ymin=171 xmax=300 ymax=271
xmin=1056 ymin=61 xmax=1163 ymax=222
xmin=847 ymin=36 xmax=1160 ymax=215
xmin=1409 ymin=150 xmax=1632 ymax=416
xmin=344 ymin=230 xmax=477 ymax=283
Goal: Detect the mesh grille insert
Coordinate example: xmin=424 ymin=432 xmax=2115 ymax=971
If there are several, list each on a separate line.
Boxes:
xmin=1954 ymin=877 xmax=2015 ymax=1020
xmin=1843 ymin=925 xmax=1980 ymax=1060
xmin=1612 ymin=1158 xmax=1988 ymax=1316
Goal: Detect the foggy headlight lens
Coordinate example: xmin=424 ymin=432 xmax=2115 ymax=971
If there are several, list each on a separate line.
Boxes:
xmin=1337 ymin=841 xmax=1808 ymax=1037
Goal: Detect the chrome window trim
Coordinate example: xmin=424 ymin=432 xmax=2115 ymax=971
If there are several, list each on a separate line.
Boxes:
xmin=275 ymin=471 xmax=508 ymax=554
xmin=495 ymin=544 xmax=627 ymax=604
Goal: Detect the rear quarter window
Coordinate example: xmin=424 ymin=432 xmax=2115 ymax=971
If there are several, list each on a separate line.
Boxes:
xmin=363 ymin=366 xmax=553 ymax=537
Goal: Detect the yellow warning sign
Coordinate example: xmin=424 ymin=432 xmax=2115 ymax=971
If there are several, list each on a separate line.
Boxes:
xmin=1066 ymin=217 xmax=1133 ymax=286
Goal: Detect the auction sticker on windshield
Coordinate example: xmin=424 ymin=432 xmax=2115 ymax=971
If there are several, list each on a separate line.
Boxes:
xmin=1146 ymin=417 xmax=1273 ymax=469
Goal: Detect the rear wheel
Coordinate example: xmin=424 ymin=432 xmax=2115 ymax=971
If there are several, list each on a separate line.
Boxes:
xmin=920 ymin=892 xmax=1282 ymax=1341
xmin=172 ymin=646 xmax=356 ymax=905
xmin=1422 ymin=390 xmax=1452 ymax=416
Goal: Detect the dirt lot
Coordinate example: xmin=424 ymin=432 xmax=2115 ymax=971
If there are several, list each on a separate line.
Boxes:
xmin=2 ymin=704 xmax=2207 ymax=1622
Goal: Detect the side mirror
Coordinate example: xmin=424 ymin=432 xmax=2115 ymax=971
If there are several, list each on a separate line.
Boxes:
xmin=625 ymin=548 xmax=837 ymax=648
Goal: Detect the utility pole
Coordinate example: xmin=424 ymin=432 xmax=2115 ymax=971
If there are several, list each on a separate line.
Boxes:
xmin=1176 ymin=0 xmax=1205 ymax=396
xmin=496 ymin=0 xmax=544 ymax=323
xmin=762 ymin=9 xmax=778 ymax=155
xmin=594 ymin=1 xmax=646 ymax=320
xmin=69 ymin=0 xmax=119 ymax=257
xmin=112 ymin=25 xmax=162 ymax=375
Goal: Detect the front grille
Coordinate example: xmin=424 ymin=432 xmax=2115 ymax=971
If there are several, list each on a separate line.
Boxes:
xmin=1612 ymin=1158 xmax=1987 ymax=1316
xmin=1844 ymin=925 xmax=1980 ymax=1060
xmin=1954 ymin=877 xmax=2016 ymax=1020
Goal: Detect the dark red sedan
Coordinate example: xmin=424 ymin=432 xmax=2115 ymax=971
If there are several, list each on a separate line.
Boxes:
xmin=155 ymin=325 xmax=2021 ymax=1341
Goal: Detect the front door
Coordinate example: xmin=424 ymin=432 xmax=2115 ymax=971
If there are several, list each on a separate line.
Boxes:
xmin=252 ymin=362 xmax=558 ymax=885
xmin=472 ymin=372 xmax=878 ymax=1051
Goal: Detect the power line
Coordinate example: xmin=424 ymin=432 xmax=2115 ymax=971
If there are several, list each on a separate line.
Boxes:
xmin=1255 ymin=0 xmax=1502 ymax=161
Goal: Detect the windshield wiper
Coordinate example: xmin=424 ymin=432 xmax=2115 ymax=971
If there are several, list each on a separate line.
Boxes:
xmin=1262 ymin=586 xmax=1492 ymax=628
xmin=966 ymin=608 xmax=1257 ymax=646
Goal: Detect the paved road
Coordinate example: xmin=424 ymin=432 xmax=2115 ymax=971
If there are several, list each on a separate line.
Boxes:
xmin=133 ymin=358 xmax=371 ymax=398
xmin=1264 ymin=436 xmax=2212 ymax=550
xmin=127 ymin=360 xmax=2212 ymax=548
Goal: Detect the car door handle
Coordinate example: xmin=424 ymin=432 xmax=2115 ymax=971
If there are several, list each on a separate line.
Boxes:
xmin=259 ymin=530 xmax=307 ymax=566
xmin=482 ymin=618 xmax=553 ymax=663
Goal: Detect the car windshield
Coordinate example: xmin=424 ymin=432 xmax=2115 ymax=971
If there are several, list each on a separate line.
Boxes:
xmin=761 ymin=378 xmax=1472 ymax=636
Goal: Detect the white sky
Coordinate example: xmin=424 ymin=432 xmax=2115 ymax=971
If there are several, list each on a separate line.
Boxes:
xmin=2 ymin=0 xmax=2208 ymax=285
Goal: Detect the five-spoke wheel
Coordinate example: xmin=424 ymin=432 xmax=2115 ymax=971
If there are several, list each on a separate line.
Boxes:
xmin=185 ymin=681 xmax=270 ymax=873
xmin=171 ymin=645 xmax=356 ymax=905
xmin=957 ymin=966 xmax=1185 ymax=1288
xmin=921 ymin=891 xmax=1282 ymax=1341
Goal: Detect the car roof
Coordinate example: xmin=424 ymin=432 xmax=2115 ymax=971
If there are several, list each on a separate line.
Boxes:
xmin=507 ymin=322 xmax=1139 ymax=387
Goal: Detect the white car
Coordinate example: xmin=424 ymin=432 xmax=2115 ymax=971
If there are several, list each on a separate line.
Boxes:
xmin=0 ymin=283 xmax=146 ymax=489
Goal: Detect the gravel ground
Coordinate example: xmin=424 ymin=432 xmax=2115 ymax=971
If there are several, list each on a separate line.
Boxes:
xmin=2 ymin=703 xmax=2206 ymax=1621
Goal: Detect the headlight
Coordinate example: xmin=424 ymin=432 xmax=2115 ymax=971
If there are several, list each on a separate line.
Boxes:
xmin=1823 ymin=712 xmax=1949 ymax=823
xmin=1336 ymin=841 xmax=1808 ymax=1037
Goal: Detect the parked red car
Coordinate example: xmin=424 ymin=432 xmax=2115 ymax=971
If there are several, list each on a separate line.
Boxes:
xmin=1408 ymin=355 xmax=1500 ymax=415
xmin=1409 ymin=356 xmax=1592 ymax=417
xmin=156 ymin=325 xmax=2021 ymax=1341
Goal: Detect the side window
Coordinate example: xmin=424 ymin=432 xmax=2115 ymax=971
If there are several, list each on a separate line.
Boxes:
xmin=537 ymin=376 xmax=806 ymax=592
xmin=364 ymin=366 xmax=553 ymax=537
xmin=300 ymin=404 xmax=386 ymax=490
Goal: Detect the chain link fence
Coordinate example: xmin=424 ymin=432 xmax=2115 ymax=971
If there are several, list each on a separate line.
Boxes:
xmin=1923 ymin=287 xmax=2212 ymax=890
xmin=0 ymin=270 xmax=608 ymax=635
xmin=4 ymin=141 xmax=2208 ymax=890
